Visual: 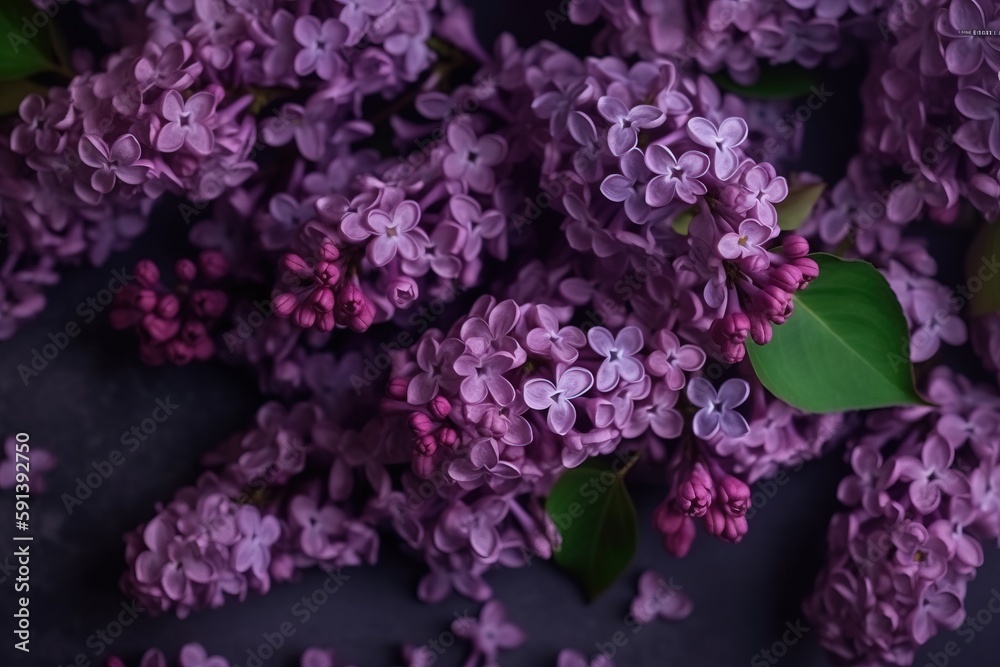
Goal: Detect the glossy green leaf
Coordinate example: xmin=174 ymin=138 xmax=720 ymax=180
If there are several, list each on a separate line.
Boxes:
xmin=777 ymin=182 xmax=825 ymax=231
xmin=0 ymin=1 xmax=58 ymax=81
xmin=747 ymin=253 xmax=926 ymax=413
xmin=713 ymin=65 xmax=817 ymax=100
xmin=966 ymin=222 xmax=1000 ymax=317
xmin=546 ymin=460 xmax=637 ymax=599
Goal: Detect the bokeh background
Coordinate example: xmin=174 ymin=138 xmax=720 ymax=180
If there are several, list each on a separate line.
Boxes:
xmin=2 ymin=2 xmax=999 ymax=666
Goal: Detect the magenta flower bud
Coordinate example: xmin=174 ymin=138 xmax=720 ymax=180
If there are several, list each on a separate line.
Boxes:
xmin=305 ymin=286 xmax=336 ymax=313
xmin=155 ymin=294 xmax=180 ymax=319
xmin=166 ymin=339 xmax=193 ymax=365
xmin=437 ymin=427 xmax=458 ymax=448
xmin=337 ymin=281 xmax=364 ymax=315
xmin=711 ymin=312 xmax=750 ymax=345
xmin=412 ymin=452 xmax=435 ymax=478
xmin=755 ymin=285 xmax=791 ymax=322
xmin=387 ymin=376 xmax=410 ymax=400
xmin=294 ymin=305 xmax=317 ymax=328
xmin=105 ymin=657 xmax=127 ymax=667
xmin=720 ymin=340 xmax=745 ymax=363
xmin=793 ymin=257 xmax=819 ymax=283
xmin=174 ymin=258 xmax=197 ymax=282
xmin=677 ymin=463 xmax=713 ymax=517
xmin=653 ymin=502 xmax=696 ymax=558
xmin=718 ymin=476 xmax=751 ymax=517
xmin=135 ymin=259 xmax=160 ymax=287
xmin=408 ymin=412 xmax=435 ymax=436
xmin=387 ymin=277 xmax=419 ymax=308
xmin=192 ymin=289 xmax=228 ymax=318
xmin=415 ymin=434 xmax=437 ymax=456
xmin=272 ymin=293 xmax=297 ymax=317
xmin=318 ymin=241 xmax=340 ymax=262
xmin=347 ymin=299 xmax=375 ymax=333
xmin=132 ymin=288 xmax=158 ymax=313
xmin=315 ymin=261 xmax=341 ymax=286
xmin=198 ymin=250 xmax=229 ymax=281
xmin=704 ymin=504 xmax=749 ymax=543
xmin=782 ymin=234 xmax=810 ymax=258
xmin=749 ymin=315 xmax=772 ymax=345
xmin=142 ymin=314 xmax=180 ymax=342
xmin=315 ymin=310 xmax=336 ymax=332
xmin=281 ymin=253 xmax=314 ymax=279
xmin=429 ymin=395 xmax=451 ymax=419
xmin=770 ymin=264 xmax=803 ymax=292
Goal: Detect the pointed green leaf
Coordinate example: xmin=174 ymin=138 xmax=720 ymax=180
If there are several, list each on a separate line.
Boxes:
xmin=747 ymin=253 xmax=926 ymax=413
xmin=777 ymin=182 xmax=825 ymax=231
xmin=546 ymin=461 xmax=637 ymax=599
xmin=0 ymin=1 xmax=58 ymax=81
xmin=713 ymin=64 xmax=817 ymax=100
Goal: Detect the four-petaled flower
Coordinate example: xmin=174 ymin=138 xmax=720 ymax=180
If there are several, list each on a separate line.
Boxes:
xmin=588 ymin=326 xmax=646 ymax=392
xmin=365 ymin=200 xmax=425 ymax=267
xmin=687 ymin=377 xmax=750 ymax=439
xmin=685 ymin=116 xmax=748 ymax=180
xmin=597 ymin=96 xmax=665 ymax=156
xmin=156 ymin=90 xmax=217 ymax=155
xmin=523 ymin=366 xmax=594 ymax=435
xmin=717 ymin=218 xmax=773 ymax=268
xmin=643 ymin=145 xmax=710 ymax=206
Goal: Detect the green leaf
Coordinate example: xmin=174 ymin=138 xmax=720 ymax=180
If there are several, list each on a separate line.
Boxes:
xmin=966 ymin=222 xmax=1000 ymax=317
xmin=747 ymin=253 xmax=926 ymax=413
xmin=0 ymin=79 xmax=48 ymax=116
xmin=776 ymin=182 xmax=825 ymax=231
xmin=671 ymin=207 xmax=696 ymax=235
xmin=546 ymin=459 xmax=638 ymax=599
xmin=713 ymin=64 xmax=817 ymax=100
xmin=0 ymin=0 xmax=58 ymax=81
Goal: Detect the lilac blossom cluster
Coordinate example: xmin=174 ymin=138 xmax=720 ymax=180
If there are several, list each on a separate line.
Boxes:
xmin=121 ymin=400 xmax=382 ymax=617
xmin=0 ymin=0 xmax=457 ymax=341
xmin=805 ymin=368 xmax=1000 ymax=665
xmin=566 ymin=0 xmax=889 ymax=84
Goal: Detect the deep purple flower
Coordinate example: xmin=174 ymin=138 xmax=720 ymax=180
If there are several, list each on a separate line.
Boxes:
xmin=588 ymin=326 xmax=645 ymax=392
xmin=629 ymin=571 xmax=693 ymax=624
xmin=454 ymin=339 xmax=517 ymax=405
xmin=293 ymin=17 xmax=349 ymax=81
xmin=156 ymin=91 xmax=217 ymax=155
xmin=596 ymin=96 xmax=665 ymax=156
xmin=686 ymin=116 xmax=748 ymax=180
xmin=888 ymin=436 xmax=968 ymax=515
xmin=452 ymin=601 xmax=526 ymax=665
xmin=443 ymin=125 xmax=507 ymax=193
xmin=78 ymin=134 xmax=152 ymax=194
xmin=523 ymin=366 xmax=594 ymax=435
xmin=644 ymin=145 xmax=710 ymax=206
xmin=687 ymin=378 xmax=750 ymax=439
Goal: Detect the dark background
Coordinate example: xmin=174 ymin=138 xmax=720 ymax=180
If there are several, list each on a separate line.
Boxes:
xmin=2 ymin=2 xmax=1000 ymax=666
